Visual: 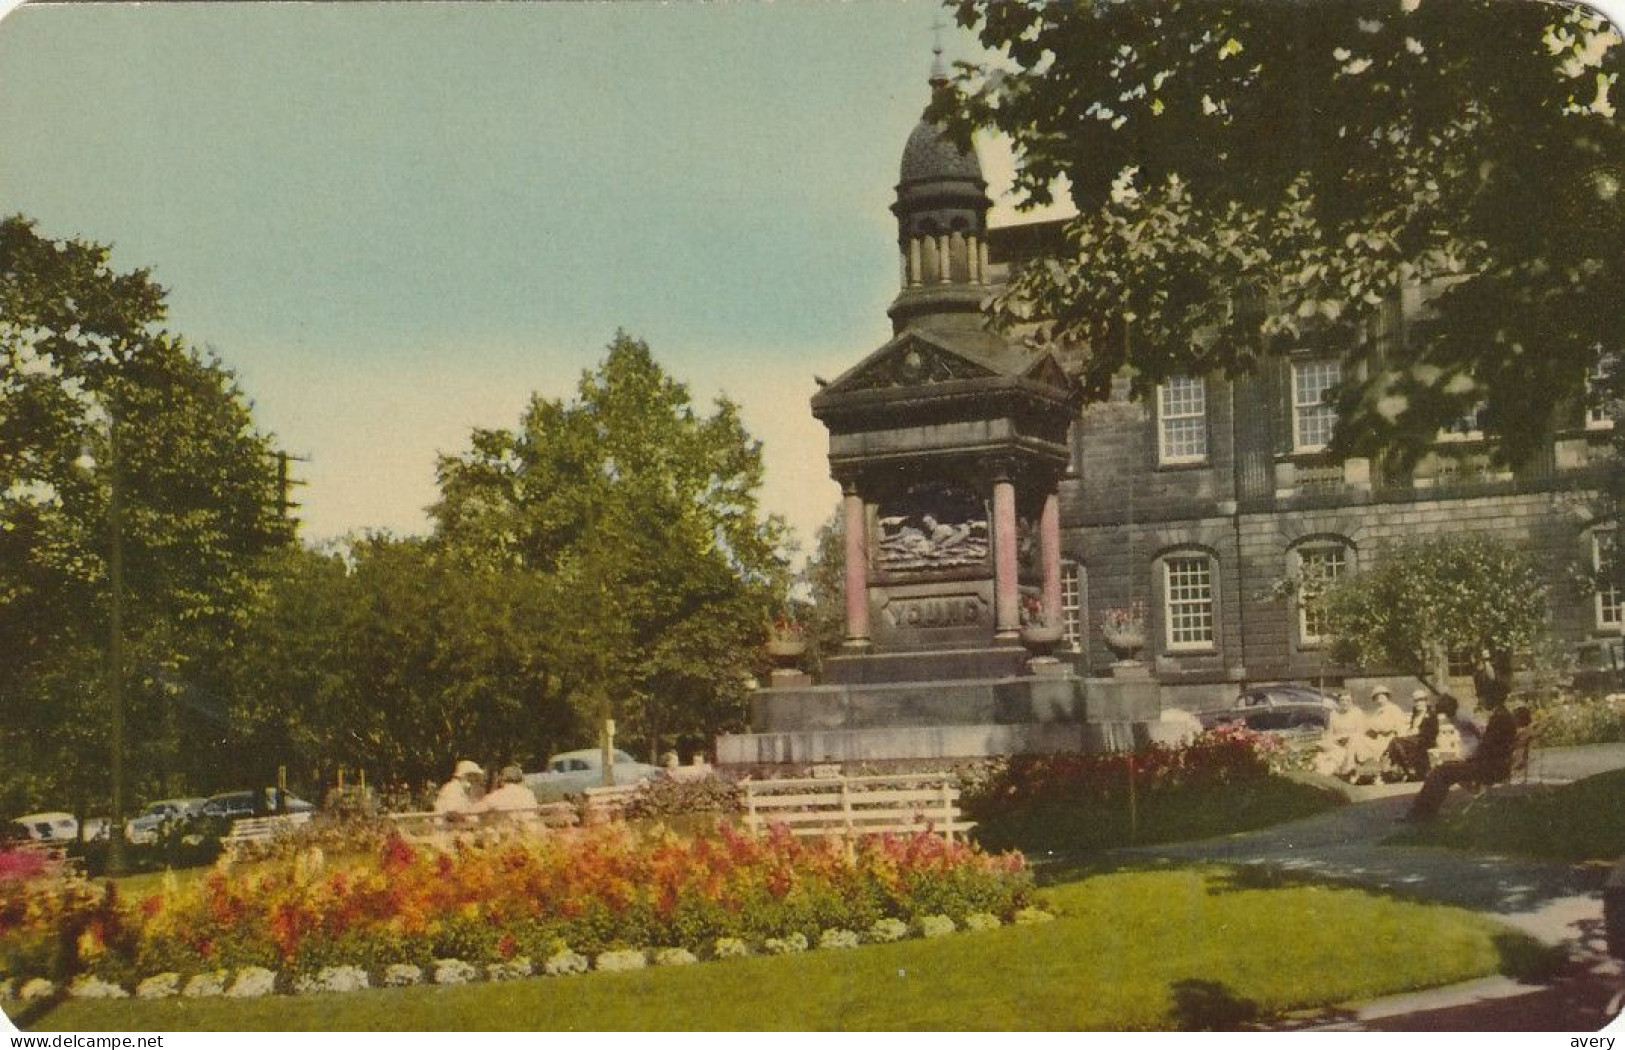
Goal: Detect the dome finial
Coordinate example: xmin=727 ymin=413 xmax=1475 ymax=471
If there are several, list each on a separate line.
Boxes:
xmin=930 ymin=13 xmax=949 ymax=86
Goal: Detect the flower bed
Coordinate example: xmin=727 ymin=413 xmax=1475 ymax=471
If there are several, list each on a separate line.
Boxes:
xmin=964 ymin=725 xmax=1286 ymax=817
xmin=0 ymin=823 xmax=1030 ymax=997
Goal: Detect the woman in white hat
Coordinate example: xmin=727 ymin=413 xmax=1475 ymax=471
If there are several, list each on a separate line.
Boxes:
xmin=433 ymin=759 xmax=486 ymax=813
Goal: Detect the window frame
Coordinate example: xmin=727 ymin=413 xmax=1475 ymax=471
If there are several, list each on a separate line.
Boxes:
xmin=1060 ymin=560 xmax=1084 ymax=653
xmin=1162 ymin=553 xmax=1216 ymax=652
xmin=1587 ymin=356 xmax=1616 ymax=431
xmin=1293 ymin=543 xmax=1350 ymax=647
xmin=1290 ymin=359 xmax=1342 ymax=453
xmin=1156 ymin=376 xmax=1209 ymax=465
xmin=1595 ymin=531 xmax=1622 ymax=632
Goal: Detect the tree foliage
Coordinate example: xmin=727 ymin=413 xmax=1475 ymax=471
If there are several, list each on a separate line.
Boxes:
xmin=944 ymin=0 xmax=1625 ymax=469
xmin=0 ymin=215 xmax=293 ymax=816
xmin=431 ymin=332 xmax=792 ymax=760
xmin=1319 ymin=534 xmax=1549 ymax=702
xmin=796 ymin=506 xmax=848 ymax=676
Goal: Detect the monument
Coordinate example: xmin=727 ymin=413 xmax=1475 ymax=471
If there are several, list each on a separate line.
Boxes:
xmin=717 ymin=53 xmax=1159 ymax=765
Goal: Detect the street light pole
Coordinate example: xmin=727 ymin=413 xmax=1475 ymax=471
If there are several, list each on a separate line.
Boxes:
xmin=105 ymin=410 xmax=127 ymax=876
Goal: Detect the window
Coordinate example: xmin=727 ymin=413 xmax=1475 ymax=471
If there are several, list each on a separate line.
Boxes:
xmin=1596 ymin=533 xmax=1622 ymax=631
xmin=1291 ymin=360 xmax=1341 ymax=452
xmin=1295 ymin=544 xmax=1348 ymax=645
xmin=1163 ymin=555 xmax=1215 ymax=650
xmin=1061 ymin=561 xmax=1083 ymax=651
xmin=1157 ymin=377 xmax=1208 ymax=463
xmin=1588 ymin=356 xmax=1616 ymax=430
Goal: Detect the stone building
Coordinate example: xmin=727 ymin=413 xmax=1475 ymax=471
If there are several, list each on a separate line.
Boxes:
xmin=984 ymin=223 xmax=1622 ymax=709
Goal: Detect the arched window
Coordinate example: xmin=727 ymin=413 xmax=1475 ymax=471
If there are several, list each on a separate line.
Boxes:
xmin=1291 ymin=539 xmax=1354 ymax=647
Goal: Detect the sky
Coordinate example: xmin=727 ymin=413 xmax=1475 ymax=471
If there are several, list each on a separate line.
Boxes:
xmin=0 ymin=0 xmax=1071 ymax=557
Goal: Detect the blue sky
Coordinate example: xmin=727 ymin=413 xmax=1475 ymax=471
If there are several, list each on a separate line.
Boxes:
xmin=0 ymin=0 xmax=1061 ymax=554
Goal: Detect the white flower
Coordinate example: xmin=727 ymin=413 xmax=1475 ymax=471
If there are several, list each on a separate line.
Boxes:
xmin=19 ymin=978 xmax=55 ymax=1001
xmin=225 ymin=967 xmax=277 ymax=998
xmin=919 ymin=915 xmax=957 ymax=939
xmin=818 ymin=928 xmax=861 ymax=950
xmin=543 ymin=949 xmax=589 ymax=976
xmin=652 ymin=947 xmax=698 ymax=966
xmin=594 ymin=949 xmax=648 ymax=973
xmin=135 ymin=973 xmax=181 ymax=1000
xmin=965 ymin=912 xmax=1003 ymax=932
xmin=866 ymin=918 xmax=910 ymax=943
xmin=432 ymin=959 xmax=481 ymax=986
xmin=1014 ymin=907 xmax=1056 ymax=925
xmin=486 ymin=958 xmax=532 ymax=982
xmin=763 ymin=933 xmax=809 ymax=955
xmin=182 ymin=971 xmax=229 ymax=997
xmin=382 ymin=963 xmax=423 ymax=987
xmin=713 ymin=937 xmax=750 ymax=960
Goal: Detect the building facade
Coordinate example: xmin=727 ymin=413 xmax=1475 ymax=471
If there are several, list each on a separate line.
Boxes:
xmin=986 ymin=222 xmax=1622 ymax=707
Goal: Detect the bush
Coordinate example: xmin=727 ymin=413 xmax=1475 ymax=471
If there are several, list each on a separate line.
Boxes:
xmin=1529 ymin=693 xmax=1625 ymax=747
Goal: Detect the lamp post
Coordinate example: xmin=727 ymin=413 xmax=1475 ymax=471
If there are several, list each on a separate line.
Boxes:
xmin=104 ymin=408 xmax=127 ymax=876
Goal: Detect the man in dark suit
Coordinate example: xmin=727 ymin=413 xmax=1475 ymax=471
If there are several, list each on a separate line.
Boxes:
xmin=1402 ymin=694 xmax=1518 ymax=821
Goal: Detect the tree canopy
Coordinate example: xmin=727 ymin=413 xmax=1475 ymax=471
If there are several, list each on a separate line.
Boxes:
xmin=944 ymin=0 xmax=1625 ymax=469
xmin=1319 ymin=534 xmax=1549 ymax=702
xmin=0 ymin=215 xmax=294 ymax=816
xmin=431 ymin=332 xmax=792 ymax=760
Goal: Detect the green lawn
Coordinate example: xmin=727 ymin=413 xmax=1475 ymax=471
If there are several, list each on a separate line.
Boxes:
xmin=19 ymin=867 xmax=1535 ymax=1031
xmin=1388 ymin=768 xmax=1625 ymax=862
xmin=971 ymin=776 xmax=1343 ymax=858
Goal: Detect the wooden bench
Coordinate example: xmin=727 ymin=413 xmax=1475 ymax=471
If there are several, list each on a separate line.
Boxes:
xmin=219 ymin=811 xmax=314 ymax=856
xmin=383 ymin=803 xmax=578 ymax=844
xmin=742 ymin=773 xmax=974 ymax=843
xmin=580 ymin=784 xmax=642 ymax=825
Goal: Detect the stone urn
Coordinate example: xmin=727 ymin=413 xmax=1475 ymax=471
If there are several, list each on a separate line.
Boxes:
xmin=765 ymin=636 xmax=808 ymax=673
xmin=1101 ymin=625 xmax=1146 ymax=664
xmin=1020 ymin=623 xmax=1066 ymax=674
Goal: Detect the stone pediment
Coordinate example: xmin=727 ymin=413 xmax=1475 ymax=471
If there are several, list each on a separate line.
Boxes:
xmin=826 ymin=334 xmax=998 ymax=395
xmin=816 ymin=328 xmax=1073 ymax=401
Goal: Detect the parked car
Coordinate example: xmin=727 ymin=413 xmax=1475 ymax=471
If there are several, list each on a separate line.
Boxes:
xmin=9 ymin=811 xmax=82 ymax=842
xmin=198 ymin=789 xmax=315 ymax=822
xmin=125 ymin=797 xmax=207 ymax=844
xmin=524 ymin=749 xmax=661 ymax=801
xmin=1200 ymin=684 xmax=1340 ymax=733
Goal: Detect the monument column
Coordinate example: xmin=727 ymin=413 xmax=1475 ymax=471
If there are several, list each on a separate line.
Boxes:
xmin=1040 ymin=487 xmax=1063 ymax=628
xmin=841 ymin=479 xmax=871 ymax=650
xmin=992 ymin=464 xmax=1020 ymax=641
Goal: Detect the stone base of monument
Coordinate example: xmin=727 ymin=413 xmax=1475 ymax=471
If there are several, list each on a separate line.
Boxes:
xmin=716 ymin=673 xmax=1160 ymax=765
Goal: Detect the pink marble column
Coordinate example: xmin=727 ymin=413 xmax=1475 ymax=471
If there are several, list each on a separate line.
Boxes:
xmin=993 ymin=471 xmax=1020 ymax=640
xmin=842 ymin=483 xmax=870 ymax=649
xmin=1040 ymin=488 xmax=1063 ymax=628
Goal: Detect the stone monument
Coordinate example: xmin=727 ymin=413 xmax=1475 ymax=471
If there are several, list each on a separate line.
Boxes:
xmin=717 ymin=54 xmax=1158 ymax=765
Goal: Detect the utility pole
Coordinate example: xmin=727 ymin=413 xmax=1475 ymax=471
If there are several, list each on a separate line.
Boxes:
xmin=272 ymin=451 xmax=310 ymax=526
xmin=105 ymin=411 xmax=126 ymax=876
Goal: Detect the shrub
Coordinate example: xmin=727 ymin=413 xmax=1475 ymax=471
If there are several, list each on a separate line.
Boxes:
xmin=1530 ymin=693 xmax=1625 ymax=747
xmin=624 ymin=774 xmax=743 ymax=820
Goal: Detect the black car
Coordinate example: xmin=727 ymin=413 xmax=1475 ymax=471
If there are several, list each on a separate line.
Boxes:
xmin=199 ymin=789 xmax=315 ymax=821
xmin=1201 ymin=684 xmax=1340 ymax=733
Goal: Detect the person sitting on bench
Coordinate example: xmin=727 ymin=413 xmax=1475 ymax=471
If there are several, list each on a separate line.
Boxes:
xmin=1385 ymin=689 xmax=1440 ymax=781
xmin=1402 ymin=694 xmax=1517 ymax=822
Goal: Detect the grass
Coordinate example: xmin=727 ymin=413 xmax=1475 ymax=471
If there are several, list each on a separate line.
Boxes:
xmin=1387 ymin=768 xmax=1625 ymax=863
xmin=971 ymin=776 xmax=1343 ymax=858
xmin=19 ymin=867 xmax=1534 ymax=1032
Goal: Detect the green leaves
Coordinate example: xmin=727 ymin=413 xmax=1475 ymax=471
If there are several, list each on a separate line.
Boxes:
xmin=947 ymin=0 xmax=1625 ymax=468
xmin=1320 ymin=534 xmax=1549 ymax=701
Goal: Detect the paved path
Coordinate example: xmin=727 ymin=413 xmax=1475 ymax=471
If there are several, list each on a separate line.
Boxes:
xmin=1099 ymin=746 xmax=1625 ymax=1031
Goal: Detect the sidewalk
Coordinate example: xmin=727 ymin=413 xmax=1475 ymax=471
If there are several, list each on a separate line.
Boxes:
xmin=1105 ymin=748 xmax=1625 ymax=1031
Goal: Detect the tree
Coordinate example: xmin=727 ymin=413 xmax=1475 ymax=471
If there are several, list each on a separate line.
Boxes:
xmin=943 ymin=0 xmax=1625 ymax=470
xmin=0 ymin=215 xmax=294 ymax=816
xmin=1319 ymin=534 xmax=1549 ymax=703
xmin=432 ymin=332 xmax=792 ymax=760
xmin=796 ymin=506 xmax=848 ymax=676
